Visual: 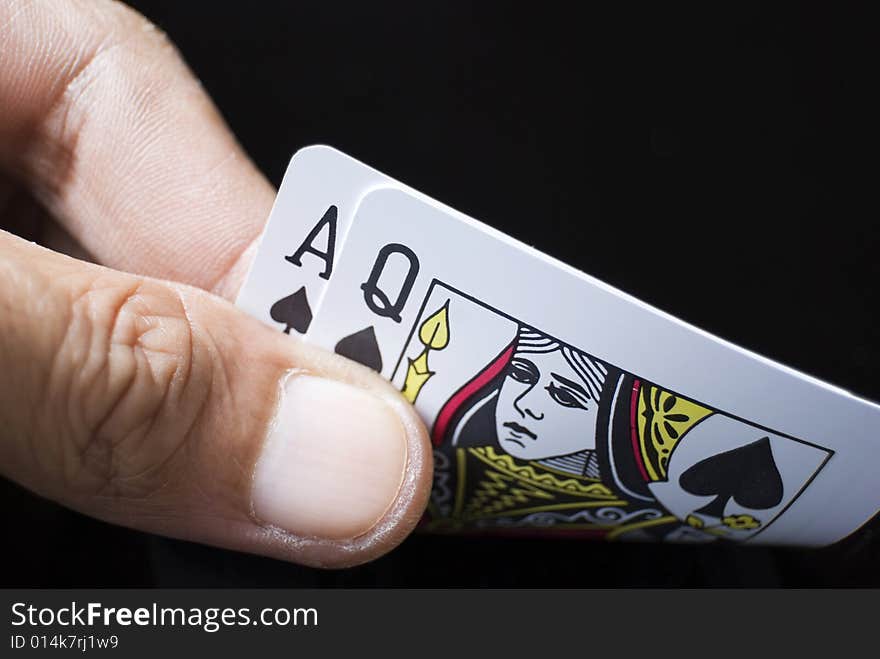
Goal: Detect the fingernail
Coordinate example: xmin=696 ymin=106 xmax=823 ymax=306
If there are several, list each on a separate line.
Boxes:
xmin=252 ymin=375 xmax=407 ymax=540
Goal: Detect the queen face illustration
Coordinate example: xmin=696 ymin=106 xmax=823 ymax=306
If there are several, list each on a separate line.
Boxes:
xmin=494 ymin=330 xmax=608 ymax=461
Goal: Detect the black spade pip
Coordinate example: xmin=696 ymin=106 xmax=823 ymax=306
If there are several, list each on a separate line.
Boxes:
xmin=270 ymin=287 xmax=313 ymax=334
xmin=335 ymin=326 xmax=383 ymax=372
xmin=679 ymin=437 xmax=784 ymax=519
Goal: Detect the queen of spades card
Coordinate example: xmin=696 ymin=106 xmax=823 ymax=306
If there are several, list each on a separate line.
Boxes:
xmin=392 ymin=281 xmax=832 ymax=543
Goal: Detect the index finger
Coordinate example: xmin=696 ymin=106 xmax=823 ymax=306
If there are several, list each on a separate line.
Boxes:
xmin=0 ymin=0 xmax=275 ymax=299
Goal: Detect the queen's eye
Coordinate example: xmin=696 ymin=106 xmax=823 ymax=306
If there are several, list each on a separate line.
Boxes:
xmin=508 ymin=358 xmax=538 ymax=385
xmin=546 ymin=383 xmax=588 ymax=410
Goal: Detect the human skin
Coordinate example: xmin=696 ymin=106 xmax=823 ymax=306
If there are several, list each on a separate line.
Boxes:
xmin=0 ymin=0 xmax=432 ymax=569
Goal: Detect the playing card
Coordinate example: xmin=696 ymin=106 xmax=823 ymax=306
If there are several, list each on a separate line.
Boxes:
xmin=235 ymin=145 xmax=395 ymax=335
xmin=309 ymin=186 xmax=880 ymax=545
xmin=236 ymin=146 xmax=470 ymax=337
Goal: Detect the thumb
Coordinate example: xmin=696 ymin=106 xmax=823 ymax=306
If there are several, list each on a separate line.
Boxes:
xmin=0 ymin=231 xmax=431 ymax=568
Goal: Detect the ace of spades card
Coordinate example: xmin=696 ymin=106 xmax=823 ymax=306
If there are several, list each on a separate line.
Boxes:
xmin=309 ymin=186 xmax=880 ymax=546
xmin=235 ymin=146 xmax=395 ymax=337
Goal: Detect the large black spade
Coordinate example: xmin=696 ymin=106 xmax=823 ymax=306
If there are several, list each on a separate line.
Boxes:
xmin=269 ymin=287 xmax=313 ymax=334
xmin=334 ymin=326 xmax=383 ymax=372
xmin=678 ymin=437 xmax=784 ymax=519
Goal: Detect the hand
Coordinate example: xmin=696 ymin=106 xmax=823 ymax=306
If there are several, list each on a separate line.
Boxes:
xmin=0 ymin=0 xmax=431 ymax=569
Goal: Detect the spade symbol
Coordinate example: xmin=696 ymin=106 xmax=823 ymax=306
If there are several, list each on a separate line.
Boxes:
xmin=335 ymin=327 xmax=383 ymax=372
xmin=679 ymin=437 xmax=784 ymax=519
xmin=270 ymin=287 xmax=313 ymax=334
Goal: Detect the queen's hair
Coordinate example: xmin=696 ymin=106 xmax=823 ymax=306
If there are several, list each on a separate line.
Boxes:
xmin=513 ymin=327 xmax=608 ymax=401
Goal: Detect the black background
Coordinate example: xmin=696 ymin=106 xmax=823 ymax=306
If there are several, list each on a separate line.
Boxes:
xmin=2 ymin=2 xmax=878 ymax=586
